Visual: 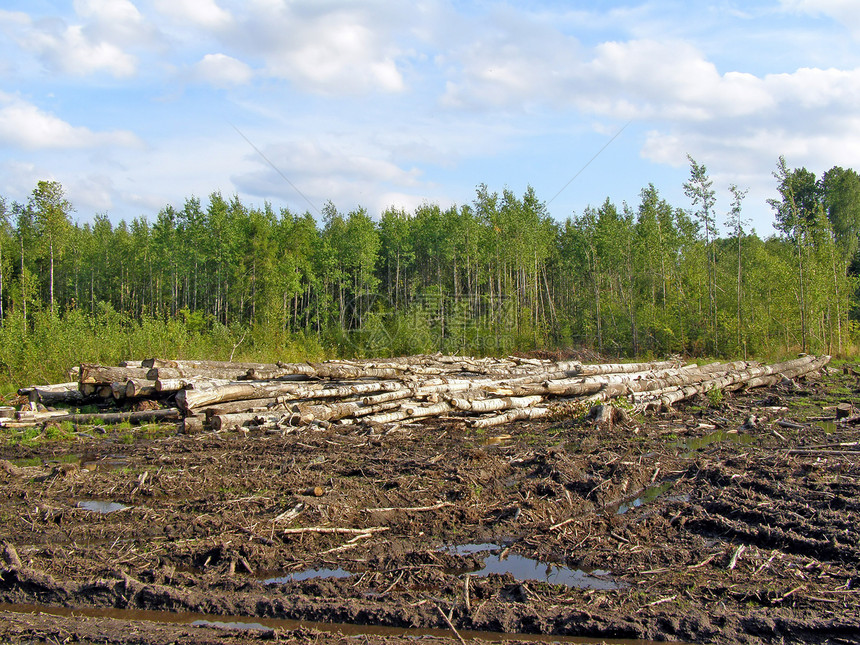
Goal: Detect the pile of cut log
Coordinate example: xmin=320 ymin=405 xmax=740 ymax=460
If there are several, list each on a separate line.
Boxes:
xmin=7 ymin=353 xmax=830 ymax=433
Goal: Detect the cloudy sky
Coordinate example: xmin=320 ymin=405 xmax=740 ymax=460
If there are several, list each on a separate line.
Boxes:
xmin=1 ymin=0 xmax=858 ymax=235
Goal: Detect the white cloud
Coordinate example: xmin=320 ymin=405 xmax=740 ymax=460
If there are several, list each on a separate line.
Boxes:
xmin=33 ymin=25 xmax=138 ymax=77
xmin=0 ymin=93 xmax=140 ymax=150
xmin=232 ymin=137 xmax=422 ymax=211
xmin=74 ymin=0 xmax=146 ymax=33
xmin=226 ymin=3 xmax=407 ymax=94
xmin=192 ymin=53 xmax=253 ymax=87
xmin=442 ymin=34 xmax=777 ymax=121
xmin=780 ymin=0 xmax=860 ymax=37
xmin=151 ymin=0 xmax=232 ymax=29
xmin=0 ymin=0 xmax=155 ymax=78
xmin=72 ymin=173 xmax=117 ymax=212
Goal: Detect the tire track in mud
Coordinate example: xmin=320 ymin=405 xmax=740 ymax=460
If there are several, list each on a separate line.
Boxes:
xmin=684 ymin=457 xmax=860 ymax=565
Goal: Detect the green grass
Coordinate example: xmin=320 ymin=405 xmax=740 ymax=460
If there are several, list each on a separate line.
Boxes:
xmin=0 ymin=305 xmax=328 ymax=394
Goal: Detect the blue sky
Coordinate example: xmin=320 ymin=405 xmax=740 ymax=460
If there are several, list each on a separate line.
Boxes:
xmin=1 ymin=0 xmax=858 ymax=235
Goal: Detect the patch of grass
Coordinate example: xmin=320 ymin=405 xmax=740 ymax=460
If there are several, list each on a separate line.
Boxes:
xmin=11 ymin=456 xmax=42 ymax=467
xmin=471 ymin=483 xmax=483 ymax=500
xmin=2 ymin=422 xmax=77 ymax=446
xmin=706 ymin=388 xmax=724 ymax=408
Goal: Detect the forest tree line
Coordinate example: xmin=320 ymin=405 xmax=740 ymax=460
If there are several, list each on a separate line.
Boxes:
xmin=0 ymin=157 xmax=858 ymax=373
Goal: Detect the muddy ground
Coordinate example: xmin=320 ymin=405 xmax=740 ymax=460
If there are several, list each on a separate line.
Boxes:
xmin=1 ymin=362 xmax=859 ymax=644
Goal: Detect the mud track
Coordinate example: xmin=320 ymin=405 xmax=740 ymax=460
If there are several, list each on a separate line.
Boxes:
xmin=1 ymin=363 xmax=859 ymax=644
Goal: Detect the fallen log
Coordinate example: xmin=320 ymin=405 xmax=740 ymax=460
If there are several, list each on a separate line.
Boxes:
xmin=79 ymin=364 xmax=150 ymax=385
xmin=6 ymin=408 xmax=181 ymax=426
xmin=125 ymin=379 xmax=158 ymax=398
xmin=6 ymin=354 xmax=832 ymax=434
xmin=470 ymin=406 xmax=550 ymax=428
xmin=155 ymin=378 xmax=233 ymax=393
xmin=449 ymin=394 xmax=544 ymax=413
xmin=143 ymin=358 xmax=277 ymax=371
xmin=147 ymin=366 xmax=256 ymax=381
xmin=18 ymin=382 xmax=87 ymax=406
xmin=176 ymin=380 xmax=328 ymax=411
xmin=60 ymin=408 xmax=182 ymax=425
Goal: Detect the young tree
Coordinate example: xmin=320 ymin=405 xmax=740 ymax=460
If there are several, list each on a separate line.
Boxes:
xmin=726 ymin=184 xmax=749 ymax=355
xmin=378 ymin=207 xmax=414 ymax=309
xmin=29 ymin=180 xmax=73 ymax=314
xmin=768 ymin=156 xmax=824 ymax=352
xmin=0 ymin=196 xmax=7 ymax=323
xmin=683 ymin=156 xmax=718 ymax=353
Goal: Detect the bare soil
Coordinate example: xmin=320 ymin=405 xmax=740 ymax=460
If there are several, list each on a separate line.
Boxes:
xmin=1 ymin=363 xmax=859 ymax=644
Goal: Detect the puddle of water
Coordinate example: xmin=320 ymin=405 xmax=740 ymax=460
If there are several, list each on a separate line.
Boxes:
xmin=677 ymin=429 xmax=755 ymax=456
xmin=616 ymin=480 xmax=688 ymax=515
xmin=74 ymin=453 xmax=131 ymax=471
xmin=77 ymin=501 xmax=128 ymax=514
xmin=193 ymin=619 xmax=270 ymax=631
xmin=262 ymin=568 xmax=352 ymax=584
xmin=445 ymin=544 xmax=621 ymax=590
xmin=469 ymin=554 xmax=620 ymax=590
xmin=0 ymin=602 xmax=690 ymax=644
xmin=448 ymin=542 xmax=513 ymax=555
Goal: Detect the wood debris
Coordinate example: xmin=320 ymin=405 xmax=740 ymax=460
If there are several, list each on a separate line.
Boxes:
xmin=7 ymin=353 xmax=831 ymax=433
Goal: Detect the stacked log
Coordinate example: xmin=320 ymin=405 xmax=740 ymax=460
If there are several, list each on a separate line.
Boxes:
xmin=6 ymin=353 xmax=830 ymax=432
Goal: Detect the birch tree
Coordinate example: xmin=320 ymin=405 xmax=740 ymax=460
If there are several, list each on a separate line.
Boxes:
xmin=29 ymin=181 xmax=73 ymax=315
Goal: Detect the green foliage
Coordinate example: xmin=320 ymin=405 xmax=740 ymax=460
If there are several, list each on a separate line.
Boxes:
xmin=705 ymin=388 xmax=724 ymax=408
xmin=0 ymin=168 xmax=857 ymax=391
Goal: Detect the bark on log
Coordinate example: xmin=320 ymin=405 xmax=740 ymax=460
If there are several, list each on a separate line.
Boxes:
xmin=125 ymin=379 xmax=158 ymax=398
xmin=146 ymin=366 xmax=255 ymax=381
xmin=143 ymin=358 xmax=278 ymax=370
xmin=632 ymin=355 xmax=828 ymax=410
xmin=577 ymin=360 xmax=678 ymax=376
xmin=110 ymin=381 xmax=130 ymax=400
xmin=79 ymin=364 xmax=150 ymax=384
xmin=154 ymin=378 xmax=232 ymax=393
xmin=363 ymin=409 xmax=413 ymax=424
xmin=177 ymin=380 xmax=330 ymax=411
xmin=8 ymin=354 xmax=832 ymax=433
xmin=8 ymin=408 xmax=181 ymax=426
xmin=64 ymin=408 xmax=181 ymax=425
xmin=19 ymin=382 xmax=86 ymax=406
xmin=470 ymin=407 xmax=550 ymax=428
xmin=449 ymin=395 xmax=544 ymax=412
xmin=201 ymin=397 xmax=287 ymax=417
xmin=403 ymin=401 xmax=453 ymax=418
xmin=181 ymin=415 xmax=205 ymax=434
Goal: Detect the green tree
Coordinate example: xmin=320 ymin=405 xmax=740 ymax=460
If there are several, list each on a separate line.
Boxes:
xmin=821 ymin=166 xmax=860 ymax=262
xmin=378 ymin=207 xmax=415 ymax=309
xmin=683 ymin=156 xmax=718 ymax=353
xmin=726 ymin=184 xmax=749 ymax=355
xmin=29 ymin=180 xmax=73 ymax=314
xmin=768 ymin=157 xmax=817 ymax=352
xmin=0 ymin=196 xmax=7 ymax=322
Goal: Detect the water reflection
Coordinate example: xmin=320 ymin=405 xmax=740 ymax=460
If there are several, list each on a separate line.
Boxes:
xmin=262 ymin=568 xmax=352 ymax=584
xmin=445 ymin=544 xmax=622 ymax=590
xmin=77 ymin=501 xmax=128 ymax=513
xmin=0 ymin=602 xmax=691 ymax=644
